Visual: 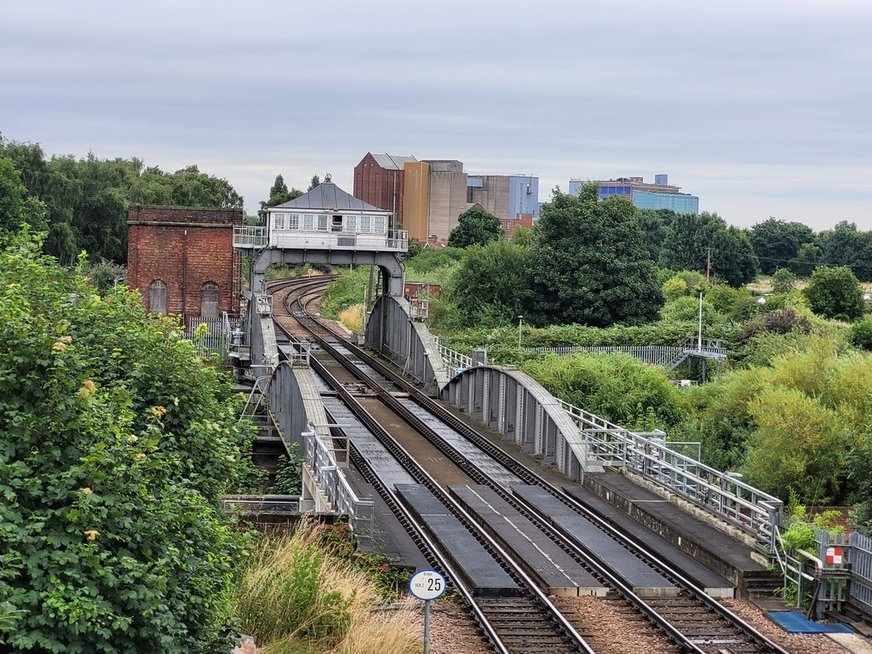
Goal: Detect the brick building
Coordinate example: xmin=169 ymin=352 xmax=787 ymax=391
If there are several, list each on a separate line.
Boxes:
xmin=353 ymin=153 xmax=416 ymax=228
xmin=500 ymin=212 xmax=534 ymax=238
xmin=127 ymin=206 xmax=242 ymax=328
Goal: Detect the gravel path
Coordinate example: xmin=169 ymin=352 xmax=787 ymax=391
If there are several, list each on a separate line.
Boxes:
xmin=720 ymin=599 xmax=853 ymax=654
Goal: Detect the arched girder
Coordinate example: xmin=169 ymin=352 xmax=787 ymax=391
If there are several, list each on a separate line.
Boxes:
xmin=440 ymin=365 xmax=602 ymax=479
xmin=250 ymin=248 xmax=404 ymax=296
xmin=364 ymin=294 xmax=450 ymax=396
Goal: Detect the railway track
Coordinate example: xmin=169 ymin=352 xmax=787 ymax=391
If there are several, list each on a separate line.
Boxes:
xmin=265 ymin=277 xmax=791 ymax=654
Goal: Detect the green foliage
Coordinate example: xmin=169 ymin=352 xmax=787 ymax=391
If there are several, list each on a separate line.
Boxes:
xmin=87 ymin=258 xmax=127 ymax=295
xmin=529 ymin=186 xmax=663 ymax=327
xmin=660 ymin=212 xmax=758 ymax=287
xmin=771 ymin=267 xmax=797 ymax=293
xmin=447 ymin=206 xmax=503 ymax=248
xmin=743 ymin=386 xmax=850 ymax=504
xmin=258 ymin=174 xmax=303 ymax=222
xmin=0 ymin=233 xmax=254 ymax=652
xmin=850 ymin=318 xmax=872 ymax=351
xmin=803 ymin=265 xmax=864 ymax=320
xmin=0 ymin=137 xmax=242 ymax=264
xmin=750 ymin=218 xmax=814 ymax=276
xmin=523 ymin=353 xmax=684 ymax=430
xmin=660 ymin=295 xmax=720 ymax=325
xmin=662 ymin=276 xmax=689 ymax=301
xmin=452 ymin=241 xmax=531 ymax=327
xmin=0 ymin=156 xmax=46 ymax=235
xmin=273 ymin=444 xmax=303 ymax=495
xmin=234 ymin=535 xmax=352 ymax=647
xmin=818 ymin=221 xmax=872 ymax=282
xmin=320 ymin=267 xmax=371 ymax=319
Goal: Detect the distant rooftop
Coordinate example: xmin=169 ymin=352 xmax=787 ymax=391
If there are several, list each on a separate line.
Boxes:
xmin=274 ymin=181 xmax=388 ymax=213
xmin=370 ymin=153 xmax=417 ymax=170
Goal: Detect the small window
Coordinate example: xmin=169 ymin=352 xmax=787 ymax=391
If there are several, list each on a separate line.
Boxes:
xmin=288 ymin=214 xmax=299 ymax=229
xmin=373 ymin=216 xmax=386 ymax=234
xmin=360 ymin=215 xmax=371 ymax=232
xmin=318 ymin=215 xmax=328 ymax=231
xmin=332 ymin=215 xmax=343 ymax=232
xmin=148 ymin=280 xmax=167 ymax=315
xmin=201 ymin=282 xmax=219 ymax=318
xmin=346 ymin=215 xmax=357 ymax=232
xmin=303 ymin=214 xmax=314 ymax=230
xmin=274 ymin=213 xmax=286 ymax=230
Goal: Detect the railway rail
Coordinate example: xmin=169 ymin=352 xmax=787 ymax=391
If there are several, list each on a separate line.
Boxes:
xmin=264 ymin=277 xmax=792 ymax=654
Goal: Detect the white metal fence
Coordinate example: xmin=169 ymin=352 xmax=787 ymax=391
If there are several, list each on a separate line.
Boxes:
xmin=849 ymin=532 xmax=872 ymax=613
xmin=558 ymin=396 xmax=783 ymax=548
xmin=303 ymin=429 xmax=374 ymax=544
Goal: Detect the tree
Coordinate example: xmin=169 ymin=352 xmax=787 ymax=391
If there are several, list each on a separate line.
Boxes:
xmin=803 ymin=265 xmax=864 ymax=320
xmin=447 ymin=206 xmax=503 ymax=248
xmin=528 ymin=185 xmax=663 ymax=327
xmin=451 ymin=240 xmax=531 ymax=327
xmin=258 ymin=174 xmax=303 ymax=222
xmin=791 ymin=242 xmax=821 ymax=277
xmin=635 ymin=208 xmax=674 ymax=262
xmin=819 ymin=222 xmax=872 ymax=282
xmin=710 ymin=226 xmax=758 ymax=287
xmin=660 ymin=212 xmax=757 ymax=287
xmin=0 ymin=235 xmax=253 ymax=652
xmin=750 ymin=218 xmax=814 ymax=275
xmin=0 ymin=156 xmax=46 ymax=234
xmin=308 ymin=175 xmax=320 ymax=191
xmin=771 ymin=267 xmax=797 ymax=294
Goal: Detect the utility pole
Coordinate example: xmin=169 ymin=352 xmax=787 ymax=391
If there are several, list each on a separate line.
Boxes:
xmin=517 ymin=316 xmax=523 ymax=350
xmin=706 ymin=248 xmax=711 ymax=284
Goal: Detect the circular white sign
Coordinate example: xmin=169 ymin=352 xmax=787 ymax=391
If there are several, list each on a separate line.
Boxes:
xmin=409 ymin=569 xmax=447 ymax=601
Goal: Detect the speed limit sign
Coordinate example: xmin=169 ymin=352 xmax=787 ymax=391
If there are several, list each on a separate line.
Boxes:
xmin=409 ymin=569 xmax=447 ymax=601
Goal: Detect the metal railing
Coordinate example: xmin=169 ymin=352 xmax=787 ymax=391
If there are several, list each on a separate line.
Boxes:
xmin=849 ymin=532 xmax=872 ymax=613
xmin=558 ymin=397 xmax=783 ymax=549
xmin=525 ymin=344 xmax=683 ymax=366
xmin=303 ymin=429 xmax=374 ymax=542
xmin=233 ymin=225 xmax=268 ymax=248
xmin=221 ymin=494 xmax=301 ymax=515
xmin=436 ymin=339 xmax=473 ymax=372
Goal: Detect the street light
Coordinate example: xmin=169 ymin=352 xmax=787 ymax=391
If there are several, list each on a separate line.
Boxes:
xmin=517 ymin=316 xmax=523 ymax=350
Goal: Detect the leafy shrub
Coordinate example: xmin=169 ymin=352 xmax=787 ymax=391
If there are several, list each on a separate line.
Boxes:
xmin=0 ymin=236 xmax=253 ymax=652
xmin=804 ymin=265 xmax=864 ymax=320
xmin=771 ymin=267 xmax=797 ymax=293
xmin=273 ymin=444 xmax=303 ymax=495
xmin=662 ymin=276 xmax=689 ymax=300
xmin=850 ymin=317 xmax=872 ymax=351
xmin=523 ymin=353 xmax=684 ymax=430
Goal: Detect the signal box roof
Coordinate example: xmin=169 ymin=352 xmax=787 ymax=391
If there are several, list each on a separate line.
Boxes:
xmin=273 ymin=182 xmax=388 ymax=213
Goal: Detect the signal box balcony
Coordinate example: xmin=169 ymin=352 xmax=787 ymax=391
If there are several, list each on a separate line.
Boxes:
xmin=233 ymin=225 xmax=408 ymax=253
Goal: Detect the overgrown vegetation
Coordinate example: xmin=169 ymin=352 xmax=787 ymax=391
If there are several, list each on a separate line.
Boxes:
xmin=234 ymin=527 xmax=418 ymax=654
xmin=0 ymin=233 xmax=255 ymax=652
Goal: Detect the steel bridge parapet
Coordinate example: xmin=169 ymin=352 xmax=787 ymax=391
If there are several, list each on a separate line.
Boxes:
xmin=440 ymin=365 xmax=601 ymax=480
xmin=364 ymin=294 xmax=451 ymax=395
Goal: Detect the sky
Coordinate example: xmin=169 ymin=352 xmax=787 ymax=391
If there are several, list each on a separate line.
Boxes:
xmin=2 ymin=0 xmax=871 ymax=230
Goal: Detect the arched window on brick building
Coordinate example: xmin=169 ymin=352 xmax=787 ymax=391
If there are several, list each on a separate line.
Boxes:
xmin=148 ymin=280 xmax=168 ymax=314
xmin=201 ymin=282 xmax=219 ymax=318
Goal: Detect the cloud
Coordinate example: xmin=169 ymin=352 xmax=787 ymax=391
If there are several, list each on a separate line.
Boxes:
xmin=2 ymin=0 xmax=871 ymax=229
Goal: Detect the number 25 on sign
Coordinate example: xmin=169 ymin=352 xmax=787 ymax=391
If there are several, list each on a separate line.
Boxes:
xmin=409 ymin=570 xmax=447 ymax=654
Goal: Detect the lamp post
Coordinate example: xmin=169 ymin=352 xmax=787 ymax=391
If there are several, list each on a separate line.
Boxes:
xmin=517 ymin=316 xmax=523 ymax=350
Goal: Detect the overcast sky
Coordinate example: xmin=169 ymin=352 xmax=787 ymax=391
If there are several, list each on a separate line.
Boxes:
xmin=2 ymin=0 xmax=871 ymax=229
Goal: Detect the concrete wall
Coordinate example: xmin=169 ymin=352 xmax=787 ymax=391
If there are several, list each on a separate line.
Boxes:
xmin=468 ymin=175 xmax=510 ymax=220
xmin=127 ymin=206 xmax=242 ymax=321
xmin=425 ymin=160 xmax=466 ymax=240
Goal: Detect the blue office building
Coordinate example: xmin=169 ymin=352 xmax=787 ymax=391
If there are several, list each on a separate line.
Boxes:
xmin=568 ymin=174 xmax=698 ymax=214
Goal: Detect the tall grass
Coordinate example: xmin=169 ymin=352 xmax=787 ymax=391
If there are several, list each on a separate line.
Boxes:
xmin=234 ymin=528 xmax=419 ymax=654
xmin=338 ymin=305 xmax=364 ymax=332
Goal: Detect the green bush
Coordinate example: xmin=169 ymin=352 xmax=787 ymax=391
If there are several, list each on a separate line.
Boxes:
xmin=0 ymin=235 xmax=253 ymax=652
xmin=804 ymin=265 xmax=864 ymax=320
xmin=522 ymin=353 xmax=684 ymax=430
xmin=850 ymin=317 xmax=872 ymax=351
